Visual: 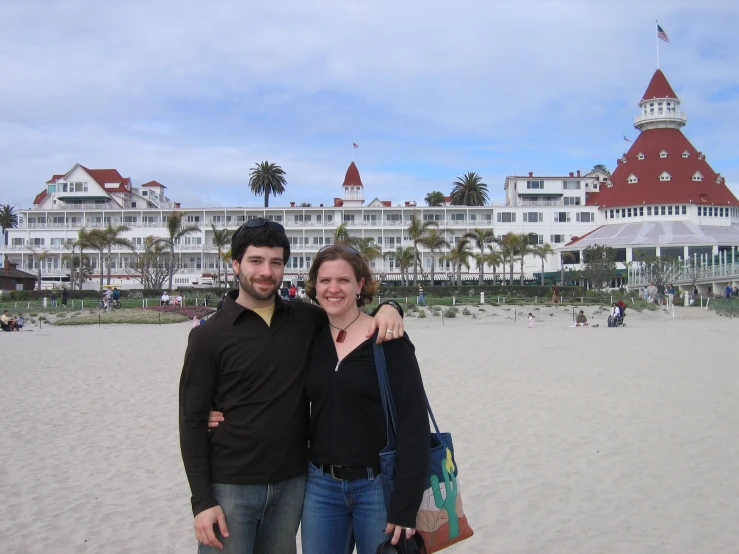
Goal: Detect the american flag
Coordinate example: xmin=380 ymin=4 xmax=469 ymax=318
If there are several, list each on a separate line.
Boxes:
xmin=657 ymin=24 xmax=669 ymax=42
xmin=353 ymin=142 xmax=359 ymax=148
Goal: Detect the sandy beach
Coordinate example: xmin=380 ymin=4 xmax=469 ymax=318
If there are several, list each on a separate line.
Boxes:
xmin=1 ymin=304 xmax=738 ymax=554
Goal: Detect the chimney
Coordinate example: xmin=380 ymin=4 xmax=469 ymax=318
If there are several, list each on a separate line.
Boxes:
xmin=577 ymin=170 xmax=581 ymax=177
xmin=289 ymin=201 xmax=295 ymax=207
xmin=319 ymin=203 xmax=324 ymax=207
xmin=569 ymin=172 xmax=574 ymax=177
xmin=528 ymin=172 xmax=533 ymax=177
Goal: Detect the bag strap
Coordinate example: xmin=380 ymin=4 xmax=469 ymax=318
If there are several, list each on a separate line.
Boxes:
xmin=372 ymin=342 xmax=444 ymax=443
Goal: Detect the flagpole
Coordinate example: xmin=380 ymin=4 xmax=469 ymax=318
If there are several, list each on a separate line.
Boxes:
xmin=656 ymin=19 xmax=660 ymax=69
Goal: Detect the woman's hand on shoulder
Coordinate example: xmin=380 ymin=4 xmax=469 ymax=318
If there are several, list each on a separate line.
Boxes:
xmin=384 ymin=523 xmax=415 ymax=545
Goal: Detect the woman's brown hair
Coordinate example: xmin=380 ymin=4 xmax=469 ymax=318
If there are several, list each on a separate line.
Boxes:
xmin=305 ymin=245 xmax=379 ymax=307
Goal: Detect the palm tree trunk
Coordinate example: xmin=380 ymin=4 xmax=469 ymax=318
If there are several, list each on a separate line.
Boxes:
xmin=413 ymin=246 xmax=419 ymax=286
xmin=520 ymin=256 xmax=525 ymax=285
xmin=37 ymin=266 xmax=42 ymax=290
xmin=168 ymin=243 xmax=175 ymax=291
xmin=560 ymin=254 xmax=565 ymax=286
xmin=540 ymin=259 xmax=545 ymax=286
xmin=478 ymin=249 xmax=484 ymax=285
xmin=264 ymin=190 xmax=270 ymax=208
xmin=107 ymin=245 xmax=112 ymax=285
xmin=98 ymin=251 xmax=104 ymax=288
xmin=509 ymin=260 xmax=514 ymax=285
xmin=430 ymin=258 xmax=435 ymax=286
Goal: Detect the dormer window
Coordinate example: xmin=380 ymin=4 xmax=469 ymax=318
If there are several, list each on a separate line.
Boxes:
xmin=637 ymin=152 xmax=645 ymax=160
xmin=606 ymin=179 xmax=613 ymax=188
xmin=621 ymin=156 xmax=627 ymax=163
xmin=716 ymin=175 xmax=723 ymax=184
xmin=659 ymin=171 xmax=671 ymax=181
xmin=698 ymin=153 xmax=705 ymax=161
xmin=682 ymin=150 xmax=690 ymax=158
xmin=659 ymin=150 xmax=668 ymax=158
xmin=627 ymin=174 xmax=638 ymax=184
xmin=692 ymin=172 xmax=703 ymax=181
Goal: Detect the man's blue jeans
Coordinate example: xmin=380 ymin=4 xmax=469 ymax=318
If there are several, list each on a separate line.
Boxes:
xmin=301 ymin=461 xmax=388 ymax=554
xmin=198 ymin=475 xmax=306 ymax=554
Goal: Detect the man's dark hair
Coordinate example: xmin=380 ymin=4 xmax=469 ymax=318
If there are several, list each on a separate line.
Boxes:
xmin=231 ymin=225 xmax=290 ymax=264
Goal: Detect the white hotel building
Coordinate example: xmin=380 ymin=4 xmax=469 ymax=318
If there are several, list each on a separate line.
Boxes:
xmin=2 ymin=69 xmax=737 ymax=291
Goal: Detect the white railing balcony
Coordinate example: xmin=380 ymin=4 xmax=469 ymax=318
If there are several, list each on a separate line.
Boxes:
xmin=520 ymin=199 xmax=564 ymax=207
xmin=634 ymin=111 xmax=687 ymax=127
xmin=59 ymin=202 xmax=116 ymax=210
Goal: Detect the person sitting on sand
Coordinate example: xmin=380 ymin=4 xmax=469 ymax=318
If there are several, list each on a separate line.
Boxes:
xmin=15 ymin=314 xmax=24 ymax=331
xmin=1 ymin=310 xmax=16 ymax=331
xmin=575 ymin=310 xmax=588 ymax=326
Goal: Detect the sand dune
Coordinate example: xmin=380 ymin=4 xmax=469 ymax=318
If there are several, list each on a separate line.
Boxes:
xmin=1 ymin=304 xmax=737 ymax=553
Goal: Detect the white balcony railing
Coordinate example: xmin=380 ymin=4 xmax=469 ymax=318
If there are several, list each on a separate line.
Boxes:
xmin=634 ymin=111 xmax=687 ymax=126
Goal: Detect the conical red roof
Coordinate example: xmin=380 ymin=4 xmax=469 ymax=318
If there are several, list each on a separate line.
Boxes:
xmin=342 ymin=162 xmax=363 ymax=187
xmin=641 ymin=69 xmax=678 ymax=101
xmin=589 ymin=128 xmax=739 ymax=208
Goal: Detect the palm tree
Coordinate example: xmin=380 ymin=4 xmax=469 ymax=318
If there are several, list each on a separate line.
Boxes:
xmin=516 ymin=233 xmax=534 ymax=285
xmin=334 ymin=222 xmax=352 ymax=245
xmin=83 ymin=229 xmax=108 ymax=289
xmin=384 ymin=246 xmax=415 ymax=286
xmin=211 ymin=224 xmax=233 ymax=288
xmin=29 ymin=248 xmax=50 ymax=290
xmin=407 ymin=213 xmax=438 ymax=286
xmin=352 ymin=237 xmax=383 ymax=264
xmin=420 ymin=229 xmax=450 ymax=285
xmin=74 ymin=228 xmax=93 ymax=290
xmin=497 ymin=233 xmax=519 ymax=285
xmin=220 ymin=248 xmax=235 ymax=288
xmin=249 ymin=161 xmax=287 ymax=207
xmin=450 ymin=172 xmax=489 ymax=206
xmin=463 ymin=228 xmax=495 ymax=285
xmin=0 ymin=204 xmax=18 ymax=246
xmin=590 ymin=164 xmax=611 ymax=176
xmin=424 ymin=191 xmax=445 ymax=206
xmin=485 ymin=244 xmax=503 ymax=285
xmin=442 ymin=238 xmax=472 ymax=286
xmin=532 ymin=243 xmax=555 ymax=285
xmin=165 ymin=211 xmax=201 ymax=291
xmin=99 ymin=223 xmax=133 ymax=285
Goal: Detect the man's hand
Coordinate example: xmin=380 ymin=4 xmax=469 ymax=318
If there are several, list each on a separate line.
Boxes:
xmin=368 ymin=303 xmax=405 ymax=344
xmin=208 ymin=411 xmax=224 ymax=429
xmin=194 ymin=505 xmax=229 ymax=549
xmin=385 ymin=523 xmax=415 ymax=545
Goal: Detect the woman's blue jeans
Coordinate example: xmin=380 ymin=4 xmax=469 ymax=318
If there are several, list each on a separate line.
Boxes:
xmin=301 ymin=461 xmax=388 ymax=554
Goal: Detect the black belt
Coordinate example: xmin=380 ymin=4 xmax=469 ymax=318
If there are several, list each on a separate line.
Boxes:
xmin=317 ymin=464 xmax=381 ymax=481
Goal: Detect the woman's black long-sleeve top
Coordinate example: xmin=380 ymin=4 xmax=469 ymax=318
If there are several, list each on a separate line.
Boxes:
xmin=304 ymin=328 xmax=430 ymax=528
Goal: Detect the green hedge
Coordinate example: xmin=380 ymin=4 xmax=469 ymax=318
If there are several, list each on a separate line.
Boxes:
xmin=1 ymin=286 xmax=236 ymax=301
xmin=375 ymin=285 xmax=587 ymax=299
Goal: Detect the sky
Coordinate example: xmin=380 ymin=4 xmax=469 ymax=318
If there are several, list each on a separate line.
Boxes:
xmin=1 ymin=0 xmax=738 ymax=210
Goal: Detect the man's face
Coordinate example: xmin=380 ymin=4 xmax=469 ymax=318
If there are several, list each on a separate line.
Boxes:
xmin=233 ymin=245 xmax=285 ymax=302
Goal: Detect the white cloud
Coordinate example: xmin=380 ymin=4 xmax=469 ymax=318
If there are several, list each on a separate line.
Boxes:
xmin=1 ymin=0 xmax=738 ymax=208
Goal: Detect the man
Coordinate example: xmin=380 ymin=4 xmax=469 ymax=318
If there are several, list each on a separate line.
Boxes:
xmin=50 ymin=290 xmax=57 ymax=308
xmin=113 ymin=288 xmax=121 ymax=306
xmin=61 ymin=288 xmax=68 ymax=308
xmin=104 ymin=288 xmax=113 ymax=311
xmin=1 ymin=310 xmax=15 ymax=331
xmin=575 ymin=310 xmax=588 ymax=326
xmin=179 ymin=219 xmax=403 ymax=553
xmin=161 ymin=291 xmax=170 ymax=306
xmin=726 ymin=284 xmax=733 ymax=300
xmin=417 ymin=283 xmax=426 ymax=306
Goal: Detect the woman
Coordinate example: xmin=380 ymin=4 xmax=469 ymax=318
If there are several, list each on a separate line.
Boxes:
xmin=300 ymin=245 xmax=430 ymax=554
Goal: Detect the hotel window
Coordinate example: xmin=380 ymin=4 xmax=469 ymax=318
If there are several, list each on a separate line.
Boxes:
xmin=526 ymin=180 xmax=544 ymax=189
xmin=186 ymin=215 xmax=200 ymax=223
xmin=497 ymin=212 xmax=516 ymax=223
xmin=554 ymin=212 xmax=570 ymax=223
xmin=386 ymin=214 xmax=402 ymax=222
xmin=647 ymin=206 xmax=652 ymax=216
xmin=682 ymin=206 xmax=687 ymax=215
xmin=659 ymin=150 xmax=668 ymax=158
xmin=692 ymin=172 xmax=703 ymax=181
xmin=668 ymin=206 xmax=673 ymax=215
xmin=550 ymin=234 xmax=565 ymax=243
xmin=682 ymin=150 xmax=690 ymax=158
xmin=577 ymin=212 xmax=593 ymax=223
xmin=267 ymin=215 xmax=283 ymax=223
xmin=659 ymin=171 xmax=671 ymax=181
xmin=563 ymin=180 xmax=581 ymax=190
xmin=50 ymin=238 xmax=63 ymax=247
xmin=709 ymin=207 xmax=713 ymax=216
xmin=609 ymin=209 xmax=614 ymax=218
xmin=564 ymin=197 xmax=581 ymax=206
xmin=423 ymin=213 xmax=442 ymax=221
xmin=621 ymin=209 xmax=626 ymax=218
xmin=627 ymin=174 xmax=638 ymax=184
xmin=639 ymin=207 xmax=644 ymax=216
xmin=523 ymin=212 xmax=542 ymax=222
xmin=343 ymin=214 xmax=355 ymax=222
xmin=211 ymin=215 xmax=223 ymax=223
xmin=637 ymin=153 xmax=645 ymax=160
xmin=123 ymin=216 xmax=137 ymax=223
xmin=660 ymin=206 xmax=666 ymax=215
xmin=627 ymin=208 xmax=632 ymax=217
xmin=363 ymin=214 xmax=378 ymax=223
xmin=450 ymin=213 xmax=465 ymax=222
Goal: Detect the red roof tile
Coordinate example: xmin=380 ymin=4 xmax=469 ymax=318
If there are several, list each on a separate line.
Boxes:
xmin=564 ymin=226 xmax=604 ymax=247
xmin=641 ymin=69 xmax=678 ymax=101
xmin=141 ymin=180 xmax=167 ymax=188
xmin=45 ymin=174 xmax=65 ymax=184
xmin=33 ymin=190 xmax=48 ymax=205
xmin=586 ymin=128 xmax=739 ymax=209
xmin=381 ymin=201 xmax=391 ymax=207
xmin=333 ymin=198 xmax=344 ymax=207
xmin=80 ymin=165 xmax=131 ymax=193
xmin=342 ymin=162 xmax=363 ymax=187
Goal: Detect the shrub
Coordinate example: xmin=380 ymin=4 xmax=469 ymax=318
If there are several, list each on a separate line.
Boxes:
xmin=443 ymin=309 xmax=457 ymax=318
xmin=462 ymin=308 xmax=471 ymax=316
xmin=142 ymin=305 xmax=216 ymax=320
xmin=417 ymin=310 xmax=426 ymax=319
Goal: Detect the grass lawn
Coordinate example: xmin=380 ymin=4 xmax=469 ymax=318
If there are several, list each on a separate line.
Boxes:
xmin=52 ymin=309 xmax=189 ymax=326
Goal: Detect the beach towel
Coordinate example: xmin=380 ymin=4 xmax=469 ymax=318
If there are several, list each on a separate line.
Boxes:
xmin=373 ymin=343 xmax=473 ymax=553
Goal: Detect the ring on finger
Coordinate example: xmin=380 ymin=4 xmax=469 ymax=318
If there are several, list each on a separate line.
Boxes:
xmin=386 ymin=330 xmax=393 ymax=334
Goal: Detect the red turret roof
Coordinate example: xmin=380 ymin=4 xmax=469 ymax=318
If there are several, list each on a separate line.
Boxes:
xmin=641 ymin=69 xmax=678 ymax=101
xmin=588 ymin=128 xmax=739 ymax=208
xmin=342 ymin=162 xmax=363 ymax=187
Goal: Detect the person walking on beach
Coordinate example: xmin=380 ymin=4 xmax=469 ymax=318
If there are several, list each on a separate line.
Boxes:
xmin=50 ymin=290 xmax=57 ymax=308
xmin=179 ymin=219 xmax=404 ymax=554
xmin=417 ymin=283 xmax=426 ymax=306
xmin=288 ymin=284 xmax=297 ymax=299
xmin=61 ymin=288 xmax=68 ymax=308
xmin=726 ymin=284 xmax=733 ymax=299
xmin=552 ymin=285 xmax=559 ymax=303
xmin=528 ymin=313 xmax=535 ymax=328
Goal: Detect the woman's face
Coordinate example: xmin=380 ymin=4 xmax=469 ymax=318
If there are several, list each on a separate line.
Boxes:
xmin=315 ymin=259 xmax=364 ymax=316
